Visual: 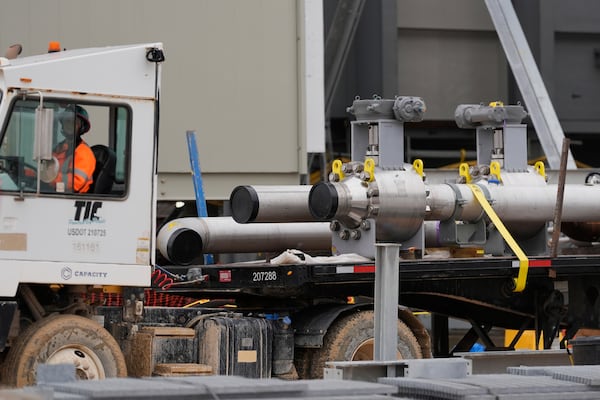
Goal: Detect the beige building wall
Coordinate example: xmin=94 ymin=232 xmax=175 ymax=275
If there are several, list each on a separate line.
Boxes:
xmin=0 ymin=0 xmax=311 ymax=200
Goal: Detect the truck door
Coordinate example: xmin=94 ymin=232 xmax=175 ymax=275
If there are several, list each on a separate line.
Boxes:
xmin=0 ymin=96 xmax=154 ymax=296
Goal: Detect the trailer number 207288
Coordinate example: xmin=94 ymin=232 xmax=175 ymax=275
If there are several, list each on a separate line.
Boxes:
xmin=252 ymin=271 xmax=277 ymax=282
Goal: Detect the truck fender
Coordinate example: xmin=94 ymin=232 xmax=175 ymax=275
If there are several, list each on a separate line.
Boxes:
xmin=292 ymin=302 xmax=431 ymax=357
xmin=293 ymin=303 xmax=364 ymax=348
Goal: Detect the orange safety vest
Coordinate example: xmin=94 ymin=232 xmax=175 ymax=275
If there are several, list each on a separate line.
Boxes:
xmin=53 ymin=140 xmax=96 ymax=193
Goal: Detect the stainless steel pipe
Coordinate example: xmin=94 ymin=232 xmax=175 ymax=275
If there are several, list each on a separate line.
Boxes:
xmin=157 ymin=216 xmax=331 ymax=265
xmin=230 ymin=185 xmax=315 ymax=223
xmin=309 ymin=168 xmax=600 ymax=240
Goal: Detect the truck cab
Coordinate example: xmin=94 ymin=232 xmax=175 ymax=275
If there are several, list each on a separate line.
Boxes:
xmin=0 ymin=44 xmax=166 ymax=386
xmin=0 ymin=43 xmax=164 ymax=297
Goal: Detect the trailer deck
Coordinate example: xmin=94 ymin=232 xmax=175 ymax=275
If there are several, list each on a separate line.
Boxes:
xmin=160 ymin=252 xmax=600 ymax=354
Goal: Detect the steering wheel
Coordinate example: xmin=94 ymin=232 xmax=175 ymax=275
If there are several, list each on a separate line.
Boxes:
xmin=0 ymin=156 xmax=54 ymax=190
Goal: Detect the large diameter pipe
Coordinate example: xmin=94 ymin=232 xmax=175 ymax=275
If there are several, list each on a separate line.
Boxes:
xmin=157 ymin=217 xmax=331 ymax=265
xmin=430 ymin=183 xmax=600 ymax=223
xmin=230 ymin=185 xmax=316 ymax=223
xmin=310 ymin=169 xmax=600 ymax=240
xmin=369 ymin=170 xmax=426 ymax=242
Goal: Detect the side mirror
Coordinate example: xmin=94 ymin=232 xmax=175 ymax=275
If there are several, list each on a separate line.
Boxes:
xmin=34 ymin=104 xmax=54 ymax=160
xmin=34 ymin=103 xmax=59 ymax=182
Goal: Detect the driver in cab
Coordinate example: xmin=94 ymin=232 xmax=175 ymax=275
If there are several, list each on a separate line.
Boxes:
xmin=52 ymin=105 xmax=96 ymax=193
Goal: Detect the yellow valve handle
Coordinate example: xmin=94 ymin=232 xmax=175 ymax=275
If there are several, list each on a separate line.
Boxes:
xmin=459 ymin=163 xmax=471 ymax=183
xmin=364 ymin=158 xmax=375 ymax=182
xmin=489 ymin=101 xmax=504 ymax=107
xmin=413 ymin=159 xmax=424 ymax=178
xmin=490 ymin=161 xmax=502 ymax=182
xmin=467 ymin=184 xmax=529 ymax=292
xmin=534 ymin=161 xmax=546 ymax=180
xmin=332 ymin=159 xmax=344 ymax=180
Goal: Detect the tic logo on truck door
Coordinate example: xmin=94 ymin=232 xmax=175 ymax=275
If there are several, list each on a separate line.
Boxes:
xmin=72 ymin=201 xmax=103 ymax=222
xmin=67 ymin=201 xmax=107 ymax=253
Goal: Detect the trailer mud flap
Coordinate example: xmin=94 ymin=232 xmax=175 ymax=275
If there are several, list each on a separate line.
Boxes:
xmin=0 ymin=301 xmax=17 ymax=351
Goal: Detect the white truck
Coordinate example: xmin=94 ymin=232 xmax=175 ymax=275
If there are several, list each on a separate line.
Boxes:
xmin=0 ymin=43 xmax=162 ymax=385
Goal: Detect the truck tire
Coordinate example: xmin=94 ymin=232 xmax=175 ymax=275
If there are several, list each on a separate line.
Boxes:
xmin=308 ymin=310 xmax=422 ymax=379
xmin=1 ymin=314 xmax=127 ymax=387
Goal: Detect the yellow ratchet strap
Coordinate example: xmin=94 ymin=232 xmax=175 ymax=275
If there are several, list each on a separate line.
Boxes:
xmin=467 ymin=183 xmax=529 ymax=292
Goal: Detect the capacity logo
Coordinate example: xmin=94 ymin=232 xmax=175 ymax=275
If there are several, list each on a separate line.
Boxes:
xmin=60 ymin=267 xmax=108 ymax=280
xmin=61 ymin=267 xmax=72 ymax=280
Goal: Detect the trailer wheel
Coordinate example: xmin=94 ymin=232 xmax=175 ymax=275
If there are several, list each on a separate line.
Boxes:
xmin=309 ymin=310 xmax=422 ymax=378
xmin=2 ymin=314 xmax=127 ymax=387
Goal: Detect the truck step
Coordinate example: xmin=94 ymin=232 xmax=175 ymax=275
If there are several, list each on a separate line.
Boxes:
xmin=153 ymin=363 xmax=213 ymax=376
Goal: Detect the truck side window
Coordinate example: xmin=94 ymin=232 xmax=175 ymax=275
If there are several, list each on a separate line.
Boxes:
xmin=0 ymin=98 xmax=129 ymax=197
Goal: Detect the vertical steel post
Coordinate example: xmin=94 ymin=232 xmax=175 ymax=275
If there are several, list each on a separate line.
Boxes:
xmin=550 ymin=138 xmax=570 ymax=258
xmin=374 ymin=243 xmax=401 ymax=368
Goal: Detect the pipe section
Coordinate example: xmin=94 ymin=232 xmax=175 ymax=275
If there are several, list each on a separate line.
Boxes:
xmin=230 ymin=185 xmax=315 ymax=223
xmin=310 ymin=169 xmax=425 ymax=242
xmin=157 ymin=217 xmax=331 ymax=265
xmin=310 ymin=166 xmax=600 ymax=241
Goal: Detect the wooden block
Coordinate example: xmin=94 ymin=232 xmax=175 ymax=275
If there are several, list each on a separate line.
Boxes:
xmin=575 ymin=328 xmax=600 ymax=337
xmin=139 ymin=326 xmax=196 ymax=337
xmin=126 ymin=332 xmax=154 ymax=377
xmin=153 ymin=363 xmax=213 ymax=376
xmin=450 ymin=247 xmax=484 ymax=258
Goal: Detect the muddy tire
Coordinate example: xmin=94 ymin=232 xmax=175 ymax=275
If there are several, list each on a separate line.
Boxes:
xmin=2 ymin=314 xmax=127 ymax=387
xmin=308 ymin=310 xmax=422 ymax=379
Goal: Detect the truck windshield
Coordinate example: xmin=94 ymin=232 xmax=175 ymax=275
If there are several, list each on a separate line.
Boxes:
xmin=0 ymin=99 xmax=40 ymax=191
xmin=0 ymin=98 xmax=129 ymax=196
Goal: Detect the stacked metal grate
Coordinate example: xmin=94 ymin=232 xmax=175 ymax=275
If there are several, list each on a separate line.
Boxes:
xmin=380 ymin=366 xmax=600 ymax=400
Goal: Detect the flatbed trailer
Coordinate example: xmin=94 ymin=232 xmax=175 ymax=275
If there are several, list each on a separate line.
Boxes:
xmin=159 ymin=252 xmax=600 ymax=354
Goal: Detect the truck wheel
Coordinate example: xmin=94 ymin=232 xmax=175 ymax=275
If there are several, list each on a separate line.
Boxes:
xmin=2 ymin=314 xmax=127 ymax=387
xmin=309 ymin=310 xmax=422 ymax=378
